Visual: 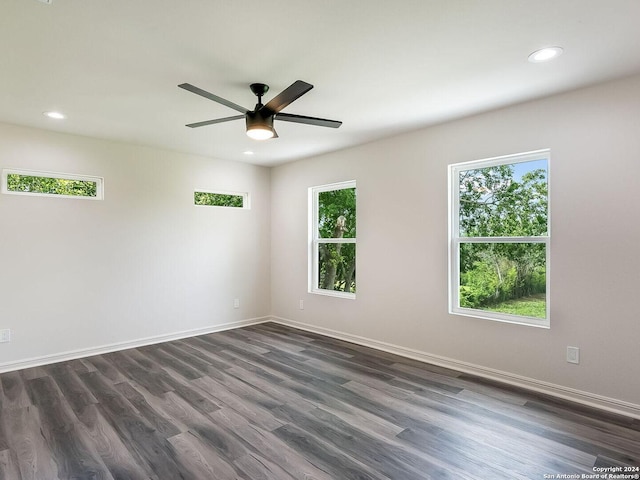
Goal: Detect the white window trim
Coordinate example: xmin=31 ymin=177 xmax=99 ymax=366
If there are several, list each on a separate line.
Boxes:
xmin=193 ymin=189 xmax=250 ymax=209
xmin=448 ymin=149 xmax=550 ymax=328
xmin=1 ymin=168 xmax=104 ymax=200
xmin=309 ymin=180 xmax=356 ymax=299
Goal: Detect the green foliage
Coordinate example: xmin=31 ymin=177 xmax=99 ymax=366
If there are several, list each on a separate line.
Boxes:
xmin=478 ymin=294 xmax=546 ymax=318
xmin=318 ymin=188 xmax=356 ymax=238
xmin=458 ymin=161 xmax=548 ymax=317
xmin=317 ymin=187 xmax=356 ymax=292
xmin=194 ymin=192 xmax=244 ymax=208
xmin=319 ymin=243 xmax=356 ymax=293
xmin=7 ymin=173 xmax=97 ymax=197
xmin=459 ymin=164 xmax=547 ymax=237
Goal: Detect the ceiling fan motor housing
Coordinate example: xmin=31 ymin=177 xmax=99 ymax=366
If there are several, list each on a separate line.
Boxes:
xmin=246 ymin=110 xmax=274 ymax=130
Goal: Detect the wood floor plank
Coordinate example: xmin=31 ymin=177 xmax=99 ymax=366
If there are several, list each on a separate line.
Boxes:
xmin=0 ymin=406 xmax=60 ymax=480
xmin=199 ymin=331 xmax=271 ymax=356
xmin=272 ymin=422 xmax=390 ymax=480
xmin=179 ymin=337 xmax=237 ymax=371
xmin=0 ymin=372 xmax=32 ymax=410
xmin=272 ymin=402 xmax=461 ymax=480
xmin=83 ymin=355 xmax=128 ymax=384
xmin=25 ymin=376 xmax=114 ymax=480
xmin=233 ymin=452 xmax=296 ymax=480
xmin=229 ymin=328 xmax=308 ymax=354
xmin=75 ymin=403 xmax=152 ymax=480
xmin=18 ymin=367 xmax=47 ymax=381
xmin=151 ymin=393 xmax=256 ymax=479
xmin=0 ymin=322 xmax=637 ymax=479
xmin=166 ymin=431 xmax=241 ymax=480
xmin=79 ymin=370 xmax=188 ymax=479
xmin=192 ymin=375 xmax=284 ymax=431
xmin=114 ymin=381 xmax=182 ymax=439
xmin=212 ymin=347 xmax=292 ymax=385
xmin=138 ymin=345 xmax=205 ymax=381
xmin=0 ymin=448 xmax=21 ymax=480
xmin=345 ymin=379 xmax=600 ymax=471
xmin=227 ymin=365 xmax=407 ymax=440
xmin=103 ymin=350 xmax=173 ymax=397
xmin=210 ymin=409 xmax=336 ymax=480
xmin=43 ymin=363 xmax=99 ymax=415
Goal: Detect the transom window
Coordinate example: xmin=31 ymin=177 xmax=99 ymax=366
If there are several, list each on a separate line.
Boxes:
xmin=449 ymin=150 xmax=550 ymax=328
xmin=194 ymin=190 xmax=249 ymax=209
xmin=1 ymin=169 xmax=103 ymax=200
xmin=309 ymin=181 xmax=356 ymax=298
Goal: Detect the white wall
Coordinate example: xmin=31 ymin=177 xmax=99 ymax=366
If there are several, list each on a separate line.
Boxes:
xmin=0 ymin=123 xmax=271 ymax=367
xmin=271 ymin=74 xmax=640 ymax=409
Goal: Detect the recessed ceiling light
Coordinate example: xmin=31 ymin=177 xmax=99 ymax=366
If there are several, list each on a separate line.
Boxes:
xmin=528 ymin=46 xmax=564 ymax=63
xmin=43 ymin=111 xmax=66 ymax=119
xmin=243 ymin=151 xmax=254 ymax=155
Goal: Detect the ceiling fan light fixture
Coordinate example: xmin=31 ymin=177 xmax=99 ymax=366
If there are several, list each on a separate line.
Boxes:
xmin=246 ymin=125 xmax=274 ymax=140
xmin=246 ymin=112 xmax=275 ymax=140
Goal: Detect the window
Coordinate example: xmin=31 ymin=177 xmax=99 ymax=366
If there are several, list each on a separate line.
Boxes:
xmin=194 ymin=190 xmax=249 ymax=209
xmin=309 ymin=181 xmax=356 ymax=298
xmin=1 ymin=169 xmax=103 ymax=199
xmin=449 ymin=150 xmax=549 ymax=327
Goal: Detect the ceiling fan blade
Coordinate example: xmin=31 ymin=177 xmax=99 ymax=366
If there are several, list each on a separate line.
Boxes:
xmin=178 ymin=83 xmax=248 ymax=114
xmin=261 ymin=80 xmax=313 ymax=116
xmin=186 ymin=115 xmax=244 ymax=128
xmin=276 ymin=113 xmax=342 ymax=128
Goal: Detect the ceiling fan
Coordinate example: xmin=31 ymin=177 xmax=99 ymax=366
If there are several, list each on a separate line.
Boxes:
xmin=178 ymin=80 xmax=342 ymax=140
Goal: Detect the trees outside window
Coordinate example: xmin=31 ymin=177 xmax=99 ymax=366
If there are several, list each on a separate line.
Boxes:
xmin=449 ymin=150 xmax=549 ymax=327
xmin=2 ymin=169 xmax=103 ymax=199
xmin=309 ymin=181 xmax=356 ymax=298
xmin=194 ymin=191 xmax=247 ymax=208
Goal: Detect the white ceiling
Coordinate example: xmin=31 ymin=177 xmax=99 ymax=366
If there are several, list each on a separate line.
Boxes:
xmin=2 ymin=0 xmax=640 ymax=167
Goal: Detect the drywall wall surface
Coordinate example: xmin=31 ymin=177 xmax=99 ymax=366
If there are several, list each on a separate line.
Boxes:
xmin=0 ymin=124 xmax=271 ymax=365
xmin=270 ymin=74 xmax=640 ymax=405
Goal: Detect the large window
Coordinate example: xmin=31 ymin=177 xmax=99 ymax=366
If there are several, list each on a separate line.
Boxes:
xmin=449 ymin=150 xmax=549 ymax=327
xmin=1 ymin=169 xmax=103 ymax=200
xmin=309 ymin=181 xmax=356 ymax=298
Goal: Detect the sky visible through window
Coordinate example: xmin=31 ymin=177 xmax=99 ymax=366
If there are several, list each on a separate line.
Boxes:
xmin=513 ymin=159 xmax=547 ymax=181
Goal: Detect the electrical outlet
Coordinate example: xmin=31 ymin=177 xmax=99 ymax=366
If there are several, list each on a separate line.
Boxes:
xmin=567 ymin=346 xmax=580 ymax=364
xmin=299 ymin=299 xmax=304 ymax=310
xmin=233 ymin=298 xmax=240 ymax=309
xmin=0 ymin=329 xmax=11 ymax=343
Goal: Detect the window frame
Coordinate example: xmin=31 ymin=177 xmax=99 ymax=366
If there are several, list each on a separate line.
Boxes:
xmin=193 ymin=189 xmax=250 ymax=209
xmin=1 ymin=168 xmax=104 ymax=200
xmin=448 ymin=149 xmax=550 ymax=328
xmin=309 ymin=180 xmax=357 ymax=299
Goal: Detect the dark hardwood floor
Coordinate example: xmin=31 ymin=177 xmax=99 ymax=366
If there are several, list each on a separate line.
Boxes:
xmin=0 ymin=322 xmax=638 ymax=479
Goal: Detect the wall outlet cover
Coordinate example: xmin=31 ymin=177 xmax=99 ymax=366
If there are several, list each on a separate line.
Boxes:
xmin=567 ymin=346 xmax=580 ymax=364
xmin=0 ymin=329 xmax=11 ymax=342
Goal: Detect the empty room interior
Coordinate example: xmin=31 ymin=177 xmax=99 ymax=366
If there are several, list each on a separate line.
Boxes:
xmin=1 ymin=1 xmax=639 ymax=479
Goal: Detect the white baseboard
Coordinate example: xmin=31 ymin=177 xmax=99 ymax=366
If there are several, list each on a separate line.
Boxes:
xmin=0 ymin=316 xmax=270 ymax=374
xmin=270 ymin=316 xmax=640 ymax=420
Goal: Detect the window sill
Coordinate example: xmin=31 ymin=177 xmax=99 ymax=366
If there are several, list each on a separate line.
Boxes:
xmin=450 ymin=307 xmax=549 ymax=329
xmin=310 ymin=288 xmax=356 ymax=300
